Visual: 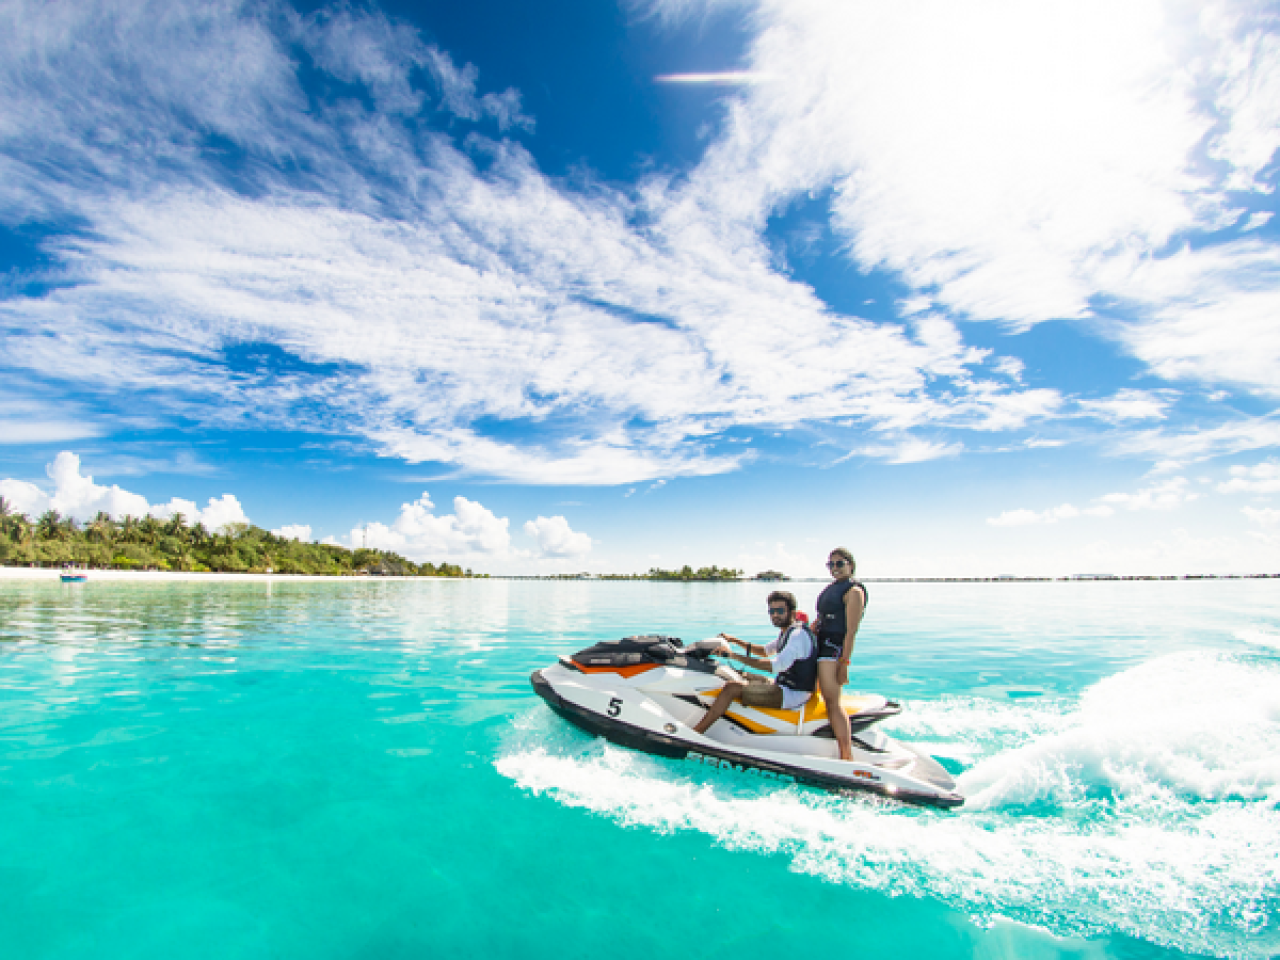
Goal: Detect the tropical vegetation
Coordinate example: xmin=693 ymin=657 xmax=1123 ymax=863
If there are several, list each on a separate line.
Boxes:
xmin=0 ymin=498 xmax=480 ymax=576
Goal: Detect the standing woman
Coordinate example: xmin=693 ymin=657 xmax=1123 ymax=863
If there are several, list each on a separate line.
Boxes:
xmin=814 ymin=547 xmax=867 ymax=762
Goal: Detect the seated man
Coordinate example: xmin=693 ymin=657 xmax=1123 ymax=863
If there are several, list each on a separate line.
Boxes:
xmin=692 ymin=590 xmax=818 ymax=734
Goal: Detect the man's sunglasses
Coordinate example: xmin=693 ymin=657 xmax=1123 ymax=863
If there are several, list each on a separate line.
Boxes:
xmin=826 ymin=559 xmax=848 ymax=569
xmin=767 ymin=606 xmax=789 ymax=616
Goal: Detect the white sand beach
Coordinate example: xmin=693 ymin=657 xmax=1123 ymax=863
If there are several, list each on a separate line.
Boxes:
xmin=0 ymin=567 xmax=429 ymax=583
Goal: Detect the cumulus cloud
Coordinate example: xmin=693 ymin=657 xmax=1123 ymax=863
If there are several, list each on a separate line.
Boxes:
xmin=350 ymin=492 xmax=512 ymax=561
xmin=1218 ymin=459 xmax=1280 ymax=493
xmin=0 ymin=451 xmax=249 ymax=528
xmin=336 ymin=492 xmax=595 ymax=562
xmin=271 ymin=523 xmax=313 ymax=541
xmin=523 ymin=515 xmax=592 ymax=559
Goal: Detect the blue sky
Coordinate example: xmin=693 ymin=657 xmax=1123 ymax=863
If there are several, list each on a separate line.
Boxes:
xmin=2 ymin=0 xmax=1280 ymax=577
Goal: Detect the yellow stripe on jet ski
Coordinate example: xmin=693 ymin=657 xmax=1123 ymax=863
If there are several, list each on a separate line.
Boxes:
xmin=744 ymin=694 xmax=882 ymax=726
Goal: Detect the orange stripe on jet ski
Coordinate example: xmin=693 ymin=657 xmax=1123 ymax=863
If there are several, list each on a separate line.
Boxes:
xmin=571 ymin=662 xmax=661 ymax=678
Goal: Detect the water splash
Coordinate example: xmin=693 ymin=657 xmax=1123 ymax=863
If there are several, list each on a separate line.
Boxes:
xmin=497 ymin=652 xmax=1280 ymax=959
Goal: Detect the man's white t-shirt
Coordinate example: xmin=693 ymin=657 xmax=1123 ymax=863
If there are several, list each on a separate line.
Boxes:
xmin=763 ymin=625 xmax=815 ymax=710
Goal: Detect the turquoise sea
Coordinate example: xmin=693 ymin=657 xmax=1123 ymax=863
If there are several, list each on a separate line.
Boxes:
xmin=1 ymin=578 xmax=1277 ymax=960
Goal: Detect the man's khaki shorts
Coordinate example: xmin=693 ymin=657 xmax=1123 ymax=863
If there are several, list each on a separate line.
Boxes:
xmin=739 ymin=681 xmax=785 ymax=708
xmin=714 ymin=667 xmax=785 ymax=708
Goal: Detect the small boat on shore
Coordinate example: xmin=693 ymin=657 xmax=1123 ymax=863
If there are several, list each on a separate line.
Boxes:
xmin=59 ymin=566 xmax=89 ymax=583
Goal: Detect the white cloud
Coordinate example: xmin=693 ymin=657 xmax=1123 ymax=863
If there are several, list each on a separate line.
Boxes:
xmin=2 ymin=0 xmax=1278 ymax=491
xmin=1242 ymin=211 xmax=1273 ymax=231
xmin=1219 ymin=459 xmax=1280 ymax=493
xmin=0 ymin=0 xmax=1081 ymax=486
xmin=271 ymin=523 xmax=313 ymax=541
xmin=841 ymin=436 xmax=964 ymax=465
xmin=1117 ymin=417 xmax=1280 ymax=463
xmin=1103 ymin=242 xmax=1280 ymax=397
xmin=523 ymin=515 xmax=592 ymax=559
xmin=651 ymin=0 xmax=1280 ymax=400
xmin=0 ymin=451 xmax=249 ymax=528
xmin=1243 ymin=506 xmax=1280 ymax=527
xmin=330 ymin=493 xmax=597 ymax=564
xmin=987 ymin=502 xmax=1113 ymax=527
xmin=1076 ymin=390 xmax=1173 ymax=423
xmin=0 ymin=406 xmax=102 ymax=444
xmin=987 ymin=476 xmax=1200 ymax=526
xmin=350 ymin=491 xmax=513 ymax=560
xmin=1099 ymin=476 xmax=1198 ymax=512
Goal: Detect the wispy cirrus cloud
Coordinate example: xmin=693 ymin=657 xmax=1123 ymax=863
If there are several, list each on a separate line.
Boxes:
xmin=0 ymin=0 xmax=1059 ymax=484
xmin=645 ymin=0 xmax=1280 ymax=399
xmin=3 ymin=0 xmax=1279 ymax=490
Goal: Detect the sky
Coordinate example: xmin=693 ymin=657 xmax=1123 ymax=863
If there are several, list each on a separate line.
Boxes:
xmin=1 ymin=0 xmax=1279 ymax=578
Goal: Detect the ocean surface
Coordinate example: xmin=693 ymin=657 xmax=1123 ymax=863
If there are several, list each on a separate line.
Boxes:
xmin=1 ymin=578 xmax=1277 ymax=960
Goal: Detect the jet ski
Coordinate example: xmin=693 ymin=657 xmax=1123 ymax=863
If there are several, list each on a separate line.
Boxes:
xmin=531 ymin=634 xmax=963 ymax=808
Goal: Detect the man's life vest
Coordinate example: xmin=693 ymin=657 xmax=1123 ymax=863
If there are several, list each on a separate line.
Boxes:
xmin=816 ymin=579 xmax=869 ymax=639
xmin=775 ymin=622 xmax=819 ymax=693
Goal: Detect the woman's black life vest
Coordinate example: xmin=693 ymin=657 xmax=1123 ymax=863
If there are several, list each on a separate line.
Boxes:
xmin=816 ymin=579 xmax=869 ymax=639
xmin=774 ymin=623 xmax=819 ymax=693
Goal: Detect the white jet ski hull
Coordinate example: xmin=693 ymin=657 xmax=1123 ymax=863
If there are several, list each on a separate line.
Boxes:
xmin=532 ymin=657 xmax=963 ymax=808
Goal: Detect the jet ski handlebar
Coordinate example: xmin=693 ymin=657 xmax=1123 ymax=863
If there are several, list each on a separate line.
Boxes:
xmin=681 ymin=639 xmax=726 ymax=659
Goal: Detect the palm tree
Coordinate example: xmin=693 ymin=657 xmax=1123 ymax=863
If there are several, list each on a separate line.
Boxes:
xmin=164 ymin=512 xmax=188 ymax=542
xmin=0 ymin=498 xmax=17 ymax=541
xmin=6 ymin=512 xmax=33 ymax=545
xmin=138 ymin=515 xmax=161 ymax=546
xmin=36 ymin=510 xmax=63 ymax=541
xmin=119 ymin=515 xmax=139 ymax=544
xmin=88 ymin=512 xmax=114 ymax=544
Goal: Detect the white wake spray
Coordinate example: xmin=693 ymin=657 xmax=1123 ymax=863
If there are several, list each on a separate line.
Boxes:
xmin=496 ymin=652 xmax=1280 ymax=960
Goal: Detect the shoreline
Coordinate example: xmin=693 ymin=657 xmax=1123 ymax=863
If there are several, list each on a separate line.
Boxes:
xmin=2 ymin=568 xmax=1276 ymax=583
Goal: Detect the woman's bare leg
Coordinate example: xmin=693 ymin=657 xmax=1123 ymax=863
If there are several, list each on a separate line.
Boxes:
xmin=817 ymin=661 xmax=853 ymax=761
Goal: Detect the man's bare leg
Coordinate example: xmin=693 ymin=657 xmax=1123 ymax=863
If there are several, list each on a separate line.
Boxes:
xmin=693 ymin=681 xmax=743 ymax=734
